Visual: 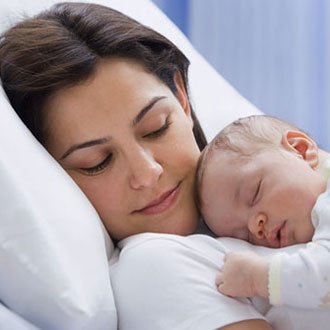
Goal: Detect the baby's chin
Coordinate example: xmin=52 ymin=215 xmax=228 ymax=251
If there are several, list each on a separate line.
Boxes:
xmin=291 ymin=227 xmax=314 ymax=247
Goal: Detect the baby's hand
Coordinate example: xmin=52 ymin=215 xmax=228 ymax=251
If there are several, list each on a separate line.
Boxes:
xmin=216 ymin=251 xmax=269 ymax=299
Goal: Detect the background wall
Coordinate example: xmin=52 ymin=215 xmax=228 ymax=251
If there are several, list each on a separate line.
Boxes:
xmin=152 ymin=0 xmax=330 ymax=150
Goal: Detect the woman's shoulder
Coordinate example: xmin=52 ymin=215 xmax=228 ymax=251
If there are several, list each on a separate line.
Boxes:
xmin=110 ymin=233 xmax=264 ymax=330
xmin=116 ymin=232 xmax=228 ymax=261
xmin=110 ymin=233 xmax=226 ymax=286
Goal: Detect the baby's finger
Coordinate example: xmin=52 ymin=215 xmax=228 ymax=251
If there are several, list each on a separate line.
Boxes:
xmin=223 ymin=252 xmax=233 ymax=262
xmin=218 ymin=283 xmax=234 ymax=298
xmin=215 ymin=272 xmax=223 ymax=286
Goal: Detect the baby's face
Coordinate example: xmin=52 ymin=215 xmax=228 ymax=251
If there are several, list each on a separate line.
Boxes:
xmin=200 ymin=148 xmax=326 ymax=247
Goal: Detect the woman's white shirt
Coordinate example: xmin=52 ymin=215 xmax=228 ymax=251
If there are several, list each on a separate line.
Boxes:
xmin=110 ymin=233 xmax=330 ymax=330
xmin=110 ymin=233 xmax=264 ymax=330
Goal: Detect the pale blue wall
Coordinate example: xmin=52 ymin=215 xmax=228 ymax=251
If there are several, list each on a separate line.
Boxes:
xmin=152 ymin=0 xmax=330 ymax=150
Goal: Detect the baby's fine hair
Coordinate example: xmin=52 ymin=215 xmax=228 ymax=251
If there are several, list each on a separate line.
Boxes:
xmin=195 ymin=115 xmax=302 ymax=209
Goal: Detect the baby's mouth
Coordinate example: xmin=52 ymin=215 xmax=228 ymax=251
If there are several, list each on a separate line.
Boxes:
xmin=276 ymin=221 xmax=288 ymax=248
xmin=268 ymin=221 xmax=287 ymax=248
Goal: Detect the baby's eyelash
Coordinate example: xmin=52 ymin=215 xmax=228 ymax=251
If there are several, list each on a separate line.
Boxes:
xmin=81 ymin=154 xmax=112 ymax=175
xmin=251 ymin=180 xmax=262 ymax=205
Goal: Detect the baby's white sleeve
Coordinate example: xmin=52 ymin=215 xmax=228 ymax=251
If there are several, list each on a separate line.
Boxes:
xmin=269 ymin=186 xmax=330 ymax=308
xmin=268 ymin=244 xmax=330 ymax=308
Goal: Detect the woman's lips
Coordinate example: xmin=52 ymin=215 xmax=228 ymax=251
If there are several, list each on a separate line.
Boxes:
xmin=134 ymin=183 xmax=181 ymax=215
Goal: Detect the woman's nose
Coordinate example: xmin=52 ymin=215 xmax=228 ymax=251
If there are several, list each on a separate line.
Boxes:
xmin=128 ymin=147 xmax=163 ymax=190
xmin=247 ymin=212 xmax=267 ymax=241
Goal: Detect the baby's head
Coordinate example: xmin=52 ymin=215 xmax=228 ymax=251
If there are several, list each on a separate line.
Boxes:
xmin=196 ymin=115 xmax=327 ymax=248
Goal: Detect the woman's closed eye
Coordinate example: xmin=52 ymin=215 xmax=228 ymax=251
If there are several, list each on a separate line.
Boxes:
xmin=81 ymin=154 xmax=112 ymax=175
xmin=78 ymin=116 xmax=171 ymax=175
xmin=143 ymin=117 xmax=172 ymax=139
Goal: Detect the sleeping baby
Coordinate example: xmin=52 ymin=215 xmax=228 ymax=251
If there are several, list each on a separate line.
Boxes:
xmin=196 ymin=114 xmax=330 ymax=308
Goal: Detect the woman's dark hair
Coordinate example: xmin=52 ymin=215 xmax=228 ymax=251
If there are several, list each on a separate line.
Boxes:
xmin=0 ymin=2 xmax=206 ymax=149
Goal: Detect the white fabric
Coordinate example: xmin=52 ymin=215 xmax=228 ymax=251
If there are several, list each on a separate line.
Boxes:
xmin=111 ymin=233 xmax=265 ymax=330
xmin=269 ymin=179 xmax=330 ymax=308
xmin=0 ymin=302 xmax=40 ymax=330
xmin=217 ymin=237 xmax=330 ymax=330
xmin=0 ymin=0 xmax=261 ymax=329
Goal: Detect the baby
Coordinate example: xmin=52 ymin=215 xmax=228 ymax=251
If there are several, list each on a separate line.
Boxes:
xmin=196 ymin=115 xmax=330 ymax=308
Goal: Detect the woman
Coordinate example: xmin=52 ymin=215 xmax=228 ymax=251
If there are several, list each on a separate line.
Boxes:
xmin=0 ymin=2 xmax=271 ymax=329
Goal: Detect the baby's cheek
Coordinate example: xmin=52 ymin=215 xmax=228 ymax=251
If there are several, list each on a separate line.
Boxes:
xmin=298 ymin=221 xmax=315 ymax=243
xmin=203 ymin=213 xmax=223 ymax=237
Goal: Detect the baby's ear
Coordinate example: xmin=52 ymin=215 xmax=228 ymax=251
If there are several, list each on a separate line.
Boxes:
xmin=281 ymin=130 xmax=319 ymax=168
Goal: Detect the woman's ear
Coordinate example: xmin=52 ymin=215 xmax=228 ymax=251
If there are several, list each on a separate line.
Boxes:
xmin=173 ymin=71 xmax=191 ymax=118
xmin=281 ymin=130 xmax=319 ymax=168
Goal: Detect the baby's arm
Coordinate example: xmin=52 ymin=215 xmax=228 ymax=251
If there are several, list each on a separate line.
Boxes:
xmin=216 ymin=251 xmax=269 ymax=299
xmin=217 ymin=243 xmax=330 ymax=309
xmin=267 ymin=243 xmax=330 ymax=308
xmin=266 ymin=184 xmax=330 ymax=308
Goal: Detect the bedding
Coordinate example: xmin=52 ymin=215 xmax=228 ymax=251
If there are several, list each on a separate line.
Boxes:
xmin=0 ymin=303 xmax=39 ymax=330
xmin=0 ymin=0 xmax=261 ymax=329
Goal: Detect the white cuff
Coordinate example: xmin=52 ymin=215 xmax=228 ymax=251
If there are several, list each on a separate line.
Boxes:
xmin=268 ymin=253 xmax=283 ymax=305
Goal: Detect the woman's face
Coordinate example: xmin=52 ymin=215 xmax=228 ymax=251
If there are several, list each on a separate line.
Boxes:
xmin=45 ymin=59 xmax=201 ymax=240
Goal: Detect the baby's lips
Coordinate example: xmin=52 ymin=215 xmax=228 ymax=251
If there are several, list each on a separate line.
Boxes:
xmin=279 ymin=222 xmax=288 ymax=247
xmin=266 ymin=221 xmax=287 ymax=248
xmin=266 ymin=224 xmax=282 ymax=248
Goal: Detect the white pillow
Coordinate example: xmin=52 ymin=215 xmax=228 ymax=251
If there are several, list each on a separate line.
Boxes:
xmin=0 ymin=0 xmax=261 ymax=329
xmin=0 ymin=88 xmax=116 ymax=330
xmin=0 ymin=303 xmax=39 ymax=330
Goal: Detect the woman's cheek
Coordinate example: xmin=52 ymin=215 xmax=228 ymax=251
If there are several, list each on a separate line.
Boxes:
xmin=70 ymin=173 xmax=120 ymax=215
xmin=178 ymin=137 xmax=201 ymax=171
xmin=169 ymin=124 xmax=200 ymax=163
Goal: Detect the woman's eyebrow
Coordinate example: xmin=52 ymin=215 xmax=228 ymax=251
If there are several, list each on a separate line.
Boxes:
xmin=133 ymin=96 xmax=166 ymax=125
xmin=60 ymin=137 xmax=110 ymax=160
